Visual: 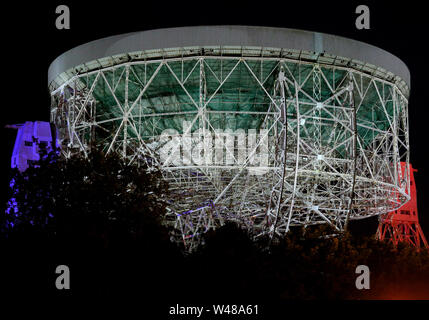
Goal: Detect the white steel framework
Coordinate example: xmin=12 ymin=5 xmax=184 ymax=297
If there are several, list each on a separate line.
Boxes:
xmin=50 ymin=49 xmax=410 ymax=251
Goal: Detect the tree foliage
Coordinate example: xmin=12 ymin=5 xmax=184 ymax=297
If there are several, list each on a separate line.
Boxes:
xmin=0 ymin=148 xmax=177 ymax=296
xmin=1 ymin=149 xmax=429 ymax=299
xmin=3 ymin=149 xmax=168 ymax=242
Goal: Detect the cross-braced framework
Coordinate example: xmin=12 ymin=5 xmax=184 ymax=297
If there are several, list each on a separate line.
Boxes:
xmin=50 ymin=49 xmax=410 ymax=250
xmin=376 ymin=163 xmax=428 ymax=250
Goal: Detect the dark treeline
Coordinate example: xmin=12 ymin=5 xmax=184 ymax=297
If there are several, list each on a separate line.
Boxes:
xmin=1 ymin=149 xmax=429 ymax=300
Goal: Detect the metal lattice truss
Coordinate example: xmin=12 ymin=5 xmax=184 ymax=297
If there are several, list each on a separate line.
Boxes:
xmin=50 ymin=54 xmax=410 ymax=250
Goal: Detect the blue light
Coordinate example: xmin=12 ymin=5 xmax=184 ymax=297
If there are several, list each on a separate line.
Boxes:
xmin=5 ymin=121 xmax=60 ymax=231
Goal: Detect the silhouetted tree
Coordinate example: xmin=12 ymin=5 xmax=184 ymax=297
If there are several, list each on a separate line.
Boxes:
xmin=2 ymin=150 xmax=429 ymax=299
xmin=0 ymin=148 xmax=182 ymax=296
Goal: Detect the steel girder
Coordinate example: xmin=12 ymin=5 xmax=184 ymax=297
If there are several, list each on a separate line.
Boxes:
xmin=50 ymin=56 xmax=410 ymax=250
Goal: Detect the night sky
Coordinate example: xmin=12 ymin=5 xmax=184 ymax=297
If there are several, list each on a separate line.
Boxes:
xmin=1 ymin=1 xmax=428 ymax=237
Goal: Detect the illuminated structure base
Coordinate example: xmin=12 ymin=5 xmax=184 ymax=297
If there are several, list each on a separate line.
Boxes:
xmin=7 ymin=121 xmax=58 ymax=172
xmin=377 ymin=163 xmax=428 ymax=250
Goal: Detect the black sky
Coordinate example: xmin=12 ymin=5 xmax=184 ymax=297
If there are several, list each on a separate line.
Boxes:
xmin=1 ymin=0 xmax=428 ymax=235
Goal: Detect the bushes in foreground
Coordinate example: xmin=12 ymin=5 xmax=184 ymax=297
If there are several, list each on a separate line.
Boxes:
xmin=1 ymin=149 xmax=428 ymax=299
